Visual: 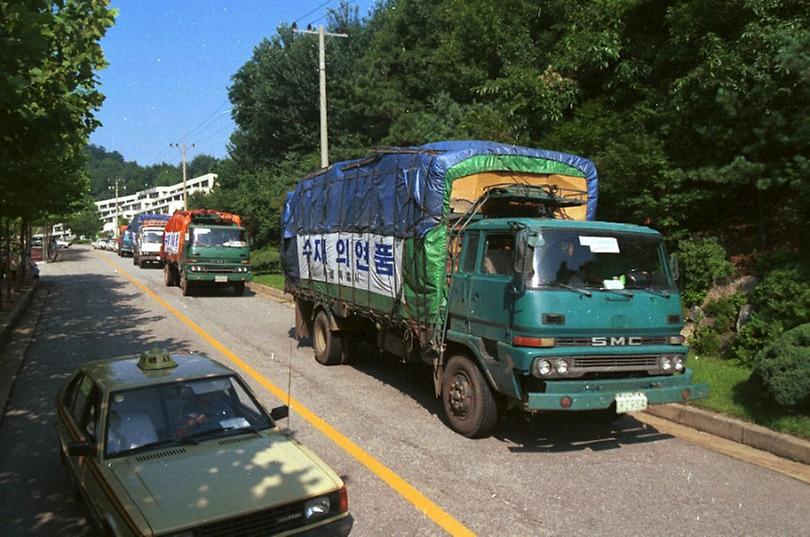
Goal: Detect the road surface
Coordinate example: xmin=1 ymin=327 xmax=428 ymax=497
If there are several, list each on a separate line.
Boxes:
xmin=1 ymin=245 xmax=808 ymax=536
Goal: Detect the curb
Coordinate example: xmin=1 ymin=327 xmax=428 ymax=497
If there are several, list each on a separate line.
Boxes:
xmin=248 ymin=281 xmax=293 ymax=305
xmin=245 ymin=279 xmax=810 ymax=467
xmin=0 ymin=279 xmax=38 ymax=350
xmin=645 ymin=403 xmax=810 ymax=465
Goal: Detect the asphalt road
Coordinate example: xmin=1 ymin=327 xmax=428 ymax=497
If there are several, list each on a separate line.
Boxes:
xmin=1 ymin=245 xmax=808 ymax=536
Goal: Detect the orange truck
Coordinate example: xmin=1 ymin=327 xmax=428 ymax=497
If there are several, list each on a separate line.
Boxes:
xmin=160 ymin=209 xmax=252 ymax=296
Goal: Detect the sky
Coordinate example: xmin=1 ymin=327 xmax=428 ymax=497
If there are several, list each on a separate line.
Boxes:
xmin=89 ymin=0 xmax=377 ymax=166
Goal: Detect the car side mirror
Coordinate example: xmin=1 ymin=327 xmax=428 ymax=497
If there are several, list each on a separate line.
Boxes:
xmin=270 ymin=405 xmax=289 ymax=421
xmin=67 ymin=441 xmax=98 ymax=458
xmin=669 ymin=254 xmax=680 ymax=282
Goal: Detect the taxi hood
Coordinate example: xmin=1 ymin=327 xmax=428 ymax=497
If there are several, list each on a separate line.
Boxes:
xmin=108 ymin=430 xmax=341 ymax=534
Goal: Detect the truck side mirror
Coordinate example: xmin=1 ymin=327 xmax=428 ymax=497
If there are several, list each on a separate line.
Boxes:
xmin=669 ymin=254 xmax=680 ymax=281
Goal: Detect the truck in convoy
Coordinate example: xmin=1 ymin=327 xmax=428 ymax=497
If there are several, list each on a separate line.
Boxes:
xmin=161 ymin=209 xmax=252 ymax=296
xmin=130 ymin=213 xmax=170 ymax=268
xmin=281 ymin=141 xmax=708 ymax=437
xmin=117 ymin=224 xmax=134 ymax=257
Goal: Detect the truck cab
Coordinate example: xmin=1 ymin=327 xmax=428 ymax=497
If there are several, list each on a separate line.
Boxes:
xmin=443 ymin=217 xmax=706 ymax=431
xmin=134 ymin=226 xmax=165 ymax=268
xmin=175 ymin=222 xmax=251 ymax=296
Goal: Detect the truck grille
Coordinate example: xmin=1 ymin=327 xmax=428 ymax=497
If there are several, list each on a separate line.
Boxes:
xmin=556 ymin=336 xmax=668 ymax=347
xmin=195 ymin=500 xmax=307 ymax=537
xmin=572 ymin=355 xmax=660 ymax=369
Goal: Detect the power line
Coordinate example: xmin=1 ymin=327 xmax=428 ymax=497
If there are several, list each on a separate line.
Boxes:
xmin=292 ymin=0 xmax=336 ymax=25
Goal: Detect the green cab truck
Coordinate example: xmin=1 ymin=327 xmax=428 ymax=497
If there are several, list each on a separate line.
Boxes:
xmin=281 ymin=141 xmax=708 ymax=437
xmin=161 ymin=209 xmax=252 ymax=296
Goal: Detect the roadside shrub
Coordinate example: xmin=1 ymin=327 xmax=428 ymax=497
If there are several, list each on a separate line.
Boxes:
xmin=733 ymin=316 xmax=784 ymax=366
xmin=750 ymin=266 xmax=810 ymax=328
xmin=752 ymin=324 xmax=810 ymax=410
xmin=732 ymin=265 xmax=810 ymax=365
xmin=704 ymin=293 xmax=746 ymax=332
xmin=677 ymin=237 xmax=733 ymax=307
xmin=690 ymin=325 xmax=723 ymax=357
xmin=251 ymin=245 xmax=282 ymax=273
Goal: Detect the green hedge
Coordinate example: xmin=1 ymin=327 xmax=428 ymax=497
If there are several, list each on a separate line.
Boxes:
xmin=752 ymin=324 xmax=810 ymax=410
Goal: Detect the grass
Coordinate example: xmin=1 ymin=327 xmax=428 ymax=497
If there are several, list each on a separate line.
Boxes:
xmin=252 ymin=273 xmax=285 ymax=290
xmin=689 ymin=355 xmax=810 ymax=440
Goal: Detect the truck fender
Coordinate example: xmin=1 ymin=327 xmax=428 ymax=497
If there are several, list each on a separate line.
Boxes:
xmin=314 ymin=305 xmax=340 ymax=332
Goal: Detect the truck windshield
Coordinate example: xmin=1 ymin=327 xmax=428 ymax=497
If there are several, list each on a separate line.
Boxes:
xmin=191 ymin=227 xmax=246 ymax=248
xmin=529 ymin=229 xmax=672 ymax=290
xmin=142 ymin=231 xmax=162 ymax=244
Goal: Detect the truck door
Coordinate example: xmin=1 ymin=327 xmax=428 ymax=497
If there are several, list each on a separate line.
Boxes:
xmin=446 ymin=231 xmax=481 ymax=333
xmin=467 ymin=232 xmax=515 ymax=345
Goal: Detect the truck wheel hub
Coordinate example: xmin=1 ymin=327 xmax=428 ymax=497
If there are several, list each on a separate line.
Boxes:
xmin=448 ymin=374 xmax=472 ymax=415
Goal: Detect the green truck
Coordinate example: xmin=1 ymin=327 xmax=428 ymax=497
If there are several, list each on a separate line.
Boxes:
xmin=161 ymin=209 xmax=253 ymax=296
xmin=281 ymin=141 xmax=708 ymax=437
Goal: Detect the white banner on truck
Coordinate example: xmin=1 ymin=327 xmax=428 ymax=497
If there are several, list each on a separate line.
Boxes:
xmin=164 ymin=231 xmax=180 ymax=254
xmin=297 ymin=233 xmax=403 ymax=298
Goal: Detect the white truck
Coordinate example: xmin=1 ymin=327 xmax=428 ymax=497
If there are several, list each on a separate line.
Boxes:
xmin=131 ymin=214 xmax=169 ymax=268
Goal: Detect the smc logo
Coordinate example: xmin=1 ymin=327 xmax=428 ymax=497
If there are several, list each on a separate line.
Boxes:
xmin=591 ymin=336 xmax=642 ymax=346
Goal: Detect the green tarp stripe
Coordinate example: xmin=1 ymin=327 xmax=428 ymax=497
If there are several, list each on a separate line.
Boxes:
xmin=445 ymin=155 xmax=586 ymax=184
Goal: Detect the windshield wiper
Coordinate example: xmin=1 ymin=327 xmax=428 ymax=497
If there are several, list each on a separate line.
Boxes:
xmin=559 ymin=283 xmax=592 ymax=297
xmin=598 ymin=287 xmax=634 ymax=297
xmin=638 ymin=287 xmax=670 ymax=298
xmin=118 ymin=437 xmax=190 ymax=457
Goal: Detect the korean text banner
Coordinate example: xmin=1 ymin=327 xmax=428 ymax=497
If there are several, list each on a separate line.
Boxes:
xmin=297 ymin=233 xmax=403 ymax=298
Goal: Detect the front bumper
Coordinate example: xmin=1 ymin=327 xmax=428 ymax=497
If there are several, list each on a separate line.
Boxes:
xmin=526 ymin=369 xmax=708 ymax=411
xmin=186 ymin=270 xmax=253 ymax=283
xmin=139 ymin=254 xmax=161 ymax=262
xmin=292 ymin=514 xmax=353 ymax=537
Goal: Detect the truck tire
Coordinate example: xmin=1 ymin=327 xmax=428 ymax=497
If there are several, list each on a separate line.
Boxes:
xmin=233 ymin=282 xmax=246 ymax=296
xmin=442 ymin=354 xmax=498 ymax=438
xmin=164 ymin=264 xmax=173 ymax=286
xmin=132 ymin=254 xmax=138 ymax=265
xmin=180 ymin=274 xmax=193 ymax=296
xmin=313 ymin=310 xmax=343 ymax=365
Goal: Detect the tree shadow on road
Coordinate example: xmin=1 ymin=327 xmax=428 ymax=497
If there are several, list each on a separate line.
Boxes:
xmin=0 ymin=269 xmax=194 ymax=536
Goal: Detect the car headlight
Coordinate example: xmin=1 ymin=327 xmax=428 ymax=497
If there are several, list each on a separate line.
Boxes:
xmin=304 ymin=496 xmax=331 ymax=519
xmin=556 ymin=359 xmax=569 ymax=374
xmin=536 ymin=359 xmax=552 ymax=376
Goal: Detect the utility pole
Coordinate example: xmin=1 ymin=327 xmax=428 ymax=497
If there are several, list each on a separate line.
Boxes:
xmin=171 ymin=143 xmax=195 ymax=210
xmin=293 ymin=24 xmax=348 ymax=168
xmin=108 ymin=178 xmax=123 ymax=237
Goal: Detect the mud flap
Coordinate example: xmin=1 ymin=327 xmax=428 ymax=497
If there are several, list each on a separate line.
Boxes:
xmin=433 ymin=359 xmax=444 ymax=398
xmin=294 ymin=300 xmax=310 ymax=339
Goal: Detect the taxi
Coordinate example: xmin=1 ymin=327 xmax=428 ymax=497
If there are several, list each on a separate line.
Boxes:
xmin=55 ymin=350 xmax=353 ymax=536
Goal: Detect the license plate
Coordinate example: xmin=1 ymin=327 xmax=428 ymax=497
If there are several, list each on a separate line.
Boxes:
xmin=615 ymin=392 xmax=647 ymax=413
xmin=214 ymin=275 xmax=228 ymax=283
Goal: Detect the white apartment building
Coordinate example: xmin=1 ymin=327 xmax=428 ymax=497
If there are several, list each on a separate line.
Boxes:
xmin=96 ymin=173 xmax=216 ymax=233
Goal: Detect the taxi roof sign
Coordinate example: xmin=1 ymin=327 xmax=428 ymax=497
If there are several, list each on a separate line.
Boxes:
xmin=137 ymin=349 xmax=177 ymax=371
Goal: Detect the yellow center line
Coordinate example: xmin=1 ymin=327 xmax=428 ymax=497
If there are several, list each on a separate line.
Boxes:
xmin=97 ymin=254 xmax=475 ymax=536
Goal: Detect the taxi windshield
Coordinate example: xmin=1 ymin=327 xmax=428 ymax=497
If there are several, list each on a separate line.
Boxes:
xmin=529 ymin=229 xmax=673 ymax=291
xmin=105 ymin=375 xmax=271 ymax=458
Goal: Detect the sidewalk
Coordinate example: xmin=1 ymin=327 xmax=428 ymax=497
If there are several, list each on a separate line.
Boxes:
xmin=248 ymin=278 xmax=810 ymax=466
xmin=0 ymin=280 xmax=38 ymax=350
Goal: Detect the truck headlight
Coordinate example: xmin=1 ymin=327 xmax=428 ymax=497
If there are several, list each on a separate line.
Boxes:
xmin=536 ymin=359 xmax=552 ymax=376
xmin=674 ymin=355 xmax=685 ymax=372
xmin=556 ymin=359 xmax=569 ymax=374
xmin=660 ymin=355 xmax=673 ymax=371
xmin=304 ymin=496 xmax=331 ymax=519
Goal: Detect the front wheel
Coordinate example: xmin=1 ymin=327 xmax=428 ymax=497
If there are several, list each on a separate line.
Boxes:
xmin=313 ymin=310 xmax=344 ymax=365
xmin=180 ymin=273 xmax=193 ymax=296
xmin=163 ymin=264 xmax=177 ymax=287
xmin=442 ymin=354 xmax=498 ymax=438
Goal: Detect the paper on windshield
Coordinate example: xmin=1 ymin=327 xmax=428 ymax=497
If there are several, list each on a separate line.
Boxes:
xmin=579 ymin=236 xmax=620 ymax=253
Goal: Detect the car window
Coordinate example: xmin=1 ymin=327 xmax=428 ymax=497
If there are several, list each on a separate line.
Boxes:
xmin=105 ymin=375 xmax=272 ymax=458
xmin=63 ymin=374 xmax=82 ymax=409
xmin=71 ymin=376 xmax=94 ymax=424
